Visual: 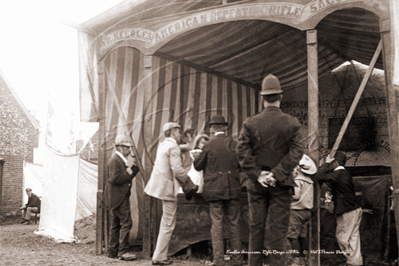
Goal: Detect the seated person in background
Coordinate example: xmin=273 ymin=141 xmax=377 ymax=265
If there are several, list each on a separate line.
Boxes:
xmin=287 ymin=154 xmax=317 ymax=266
xmin=20 ymin=188 xmax=41 ymax=225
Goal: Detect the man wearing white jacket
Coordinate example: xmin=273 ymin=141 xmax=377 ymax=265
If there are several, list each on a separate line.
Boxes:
xmin=144 ymin=122 xmax=197 ymax=265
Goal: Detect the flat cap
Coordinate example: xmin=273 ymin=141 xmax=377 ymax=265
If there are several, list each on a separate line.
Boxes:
xmin=114 ymin=135 xmax=133 ymax=147
xmin=163 ymin=122 xmax=180 ymax=132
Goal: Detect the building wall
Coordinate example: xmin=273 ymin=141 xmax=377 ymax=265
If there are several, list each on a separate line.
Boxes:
xmin=0 ymin=77 xmax=39 ymax=215
xmin=282 ymin=64 xmax=390 ymax=167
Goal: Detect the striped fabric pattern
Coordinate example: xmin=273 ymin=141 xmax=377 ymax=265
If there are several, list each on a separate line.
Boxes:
xmin=102 ymin=46 xmax=260 ymax=242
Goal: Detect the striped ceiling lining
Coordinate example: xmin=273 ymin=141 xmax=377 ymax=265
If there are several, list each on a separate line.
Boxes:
xmin=83 ymin=0 xmax=382 ymax=92
xmin=154 ymin=8 xmax=382 ymax=91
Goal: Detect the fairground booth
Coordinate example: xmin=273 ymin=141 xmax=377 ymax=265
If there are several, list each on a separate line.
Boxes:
xmin=78 ymin=0 xmax=399 ymax=265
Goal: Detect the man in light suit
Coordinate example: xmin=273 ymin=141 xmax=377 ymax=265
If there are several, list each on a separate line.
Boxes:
xmin=104 ymin=135 xmax=140 ymax=261
xmin=144 ymin=122 xmax=197 ymax=265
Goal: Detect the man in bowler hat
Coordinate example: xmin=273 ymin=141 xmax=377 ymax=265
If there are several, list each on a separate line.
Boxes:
xmin=236 ymin=74 xmax=303 ymax=266
xmin=194 ymin=115 xmax=243 ymax=266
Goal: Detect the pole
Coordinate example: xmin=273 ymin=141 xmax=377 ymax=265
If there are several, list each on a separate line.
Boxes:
xmin=329 ymin=40 xmax=382 ymax=158
xmin=380 ymin=17 xmax=399 ymax=261
xmin=307 ymin=29 xmax=319 ymax=266
xmin=0 ymin=158 xmax=5 ymax=217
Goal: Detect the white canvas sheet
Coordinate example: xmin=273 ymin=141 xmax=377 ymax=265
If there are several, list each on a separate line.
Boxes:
xmin=75 ymin=158 xmax=97 ymax=221
xmin=35 ymin=146 xmax=79 ymax=243
xmin=23 ymin=162 xmax=43 ymax=204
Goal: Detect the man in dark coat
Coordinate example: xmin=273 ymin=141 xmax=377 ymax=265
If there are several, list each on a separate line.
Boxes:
xmin=318 ymin=151 xmax=363 ymax=266
xmin=194 ymin=115 xmax=242 ymax=266
xmin=20 ymin=188 xmax=41 ymax=225
xmin=236 ymin=74 xmax=303 ymax=266
xmin=104 ymin=135 xmax=140 ymax=260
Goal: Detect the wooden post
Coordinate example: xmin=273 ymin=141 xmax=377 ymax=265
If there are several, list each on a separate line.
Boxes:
xmin=330 ymin=40 xmax=382 ymax=158
xmin=0 ymin=158 xmax=4 ymax=217
xmin=143 ymin=55 xmax=154 ymax=258
xmin=307 ymin=29 xmax=319 ymax=266
xmin=96 ymin=62 xmax=106 ymax=255
xmin=380 ymin=17 xmax=399 ymax=260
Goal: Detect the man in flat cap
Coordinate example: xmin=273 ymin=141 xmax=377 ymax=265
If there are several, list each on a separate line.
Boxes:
xmin=105 ymin=135 xmax=140 ymax=261
xmin=20 ymin=188 xmax=41 ymax=225
xmin=318 ymin=151 xmax=363 ymax=266
xmin=145 ymin=122 xmax=198 ymax=265
xmin=194 ymin=115 xmax=243 ymax=266
xmin=236 ymin=74 xmax=303 ymax=266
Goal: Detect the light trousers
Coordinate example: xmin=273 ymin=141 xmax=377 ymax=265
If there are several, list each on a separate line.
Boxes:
xmin=153 ymin=200 xmax=177 ymax=261
xmin=336 ymin=207 xmax=363 ymax=266
xmin=22 ymin=207 xmax=39 ymax=220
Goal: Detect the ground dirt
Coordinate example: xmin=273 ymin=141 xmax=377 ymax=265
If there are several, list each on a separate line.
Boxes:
xmin=0 ymin=215 xmax=395 ymax=266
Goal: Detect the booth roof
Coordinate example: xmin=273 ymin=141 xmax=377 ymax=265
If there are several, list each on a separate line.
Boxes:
xmin=81 ymin=0 xmax=383 ymax=90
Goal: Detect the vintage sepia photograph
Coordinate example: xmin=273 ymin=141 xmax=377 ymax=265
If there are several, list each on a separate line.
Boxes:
xmin=0 ymin=0 xmax=399 ymax=265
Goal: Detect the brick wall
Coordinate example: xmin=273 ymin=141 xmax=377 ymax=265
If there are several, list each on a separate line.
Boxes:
xmin=0 ymin=76 xmax=39 ymax=215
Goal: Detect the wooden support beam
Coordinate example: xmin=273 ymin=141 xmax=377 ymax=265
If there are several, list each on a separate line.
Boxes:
xmin=96 ymin=62 xmax=106 ymax=255
xmin=380 ymin=17 xmax=399 ymax=261
xmin=330 ymin=40 xmax=382 ymax=158
xmin=142 ymin=55 xmax=154 ymax=259
xmin=307 ymin=29 xmax=319 ymax=266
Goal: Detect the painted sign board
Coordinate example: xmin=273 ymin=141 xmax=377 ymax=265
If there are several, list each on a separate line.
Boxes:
xmin=101 ymin=0 xmax=379 ymax=52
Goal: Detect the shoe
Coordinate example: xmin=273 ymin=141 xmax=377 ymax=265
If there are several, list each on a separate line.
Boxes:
xmin=119 ymin=252 xmax=137 ymax=261
xmin=152 ymin=259 xmax=173 ymax=265
xmin=185 ymin=185 xmax=198 ymax=201
xmin=22 ymin=220 xmax=30 ymax=225
xmin=108 ymin=252 xmax=118 ymax=259
xmin=21 ymin=219 xmax=28 ymax=224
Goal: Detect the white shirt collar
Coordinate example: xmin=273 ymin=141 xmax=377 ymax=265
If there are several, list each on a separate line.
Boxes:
xmin=165 ymin=137 xmax=177 ymax=144
xmin=334 ymin=165 xmax=345 ymax=171
xmin=215 ymin=132 xmax=225 ymax=136
xmin=115 ymin=151 xmax=128 ymax=165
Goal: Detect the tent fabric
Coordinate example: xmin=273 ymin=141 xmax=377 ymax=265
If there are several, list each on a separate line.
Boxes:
xmin=34 ymin=146 xmax=99 ymax=243
xmin=75 ymin=158 xmax=98 ymax=221
xmin=23 ymin=162 xmax=43 ymax=204
xmin=35 ymin=146 xmax=80 ymax=243
xmin=392 ymin=0 xmax=399 ymax=87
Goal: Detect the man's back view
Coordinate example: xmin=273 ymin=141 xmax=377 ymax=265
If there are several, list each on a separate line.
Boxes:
xmin=236 ymin=74 xmax=303 ymax=266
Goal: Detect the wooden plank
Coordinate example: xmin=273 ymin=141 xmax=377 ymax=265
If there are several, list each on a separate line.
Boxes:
xmin=330 ymin=40 xmax=382 ymax=158
xmin=380 ymin=18 xmax=399 ymax=260
xmin=142 ymin=55 xmax=154 ymax=259
xmin=96 ymin=62 xmax=105 ymax=255
xmin=307 ymin=29 xmax=319 ymax=266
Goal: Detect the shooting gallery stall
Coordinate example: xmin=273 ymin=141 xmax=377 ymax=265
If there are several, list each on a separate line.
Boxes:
xmin=77 ymin=0 xmax=399 ymax=264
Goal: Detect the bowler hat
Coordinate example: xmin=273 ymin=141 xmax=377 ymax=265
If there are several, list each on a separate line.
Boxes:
xmin=209 ymin=115 xmax=228 ymax=126
xmin=114 ymin=135 xmax=133 ymax=147
xmin=163 ymin=122 xmax=180 ymax=133
xmin=260 ymin=74 xmax=283 ymax=95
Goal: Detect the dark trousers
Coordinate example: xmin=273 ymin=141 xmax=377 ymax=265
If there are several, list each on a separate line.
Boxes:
xmin=109 ymin=197 xmax=132 ymax=255
xmin=247 ymin=182 xmax=292 ymax=266
xmin=209 ymin=200 xmax=242 ymax=266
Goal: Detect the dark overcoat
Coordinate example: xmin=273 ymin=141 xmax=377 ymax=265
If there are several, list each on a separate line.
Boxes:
xmin=236 ymin=106 xmax=303 ymax=188
xmin=194 ymin=133 xmax=241 ymax=202
xmin=105 ymin=154 xmax=139 ymax=209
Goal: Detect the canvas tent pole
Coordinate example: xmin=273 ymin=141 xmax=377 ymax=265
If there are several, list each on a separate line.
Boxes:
xmin=329 ymin=40 xmax=382 ymax=158
xmin=307 ymin=29 xmax=319 ymax=266
xmin=96 ymin=62 xmax=106 ymax=255
xmin=142 ymin=55 xmax=155 ymax=258
xmin=380 ymin=17 xmax=399 ymax=259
